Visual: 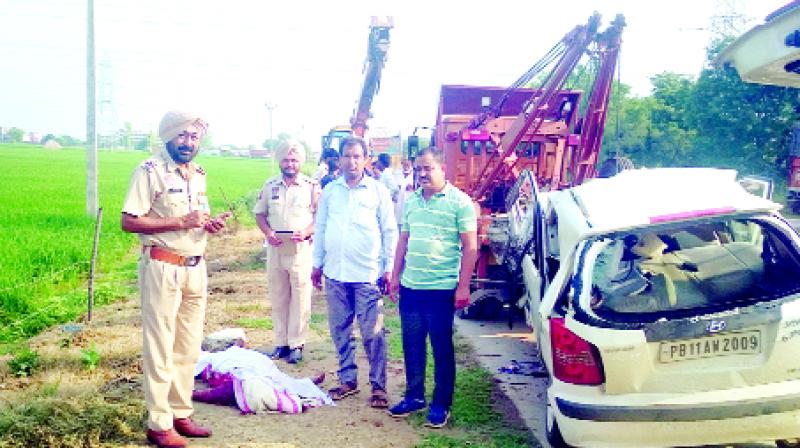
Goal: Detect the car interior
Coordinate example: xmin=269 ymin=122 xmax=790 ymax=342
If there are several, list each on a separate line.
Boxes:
xmin=590 ymin=218 xmax=800 ymax=315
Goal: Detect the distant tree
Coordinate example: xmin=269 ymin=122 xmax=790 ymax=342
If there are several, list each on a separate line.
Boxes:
xmin=122 ymin=122 xmax=133 ymax=149
xmin=7 ymin=127 xmax=23 ymax=143
xmin=262 ymin=138 xmax=279 ymax=150
xmin=56 ymin=135 xmax=82 ymax=147
xmin=41 ymin=133 xmax=57 ymax=144
xmin=134 ymin=137 xmax=148 ymax=151
xmin=687 ymin=38 xmax=799 ymax=178
xmin=147 ymin=132 xmax=158 ymax=151
xmin=201 ymin=131 xmax=213 ymax=149
xmin=640 ymin=72 xmax=697 ymax=167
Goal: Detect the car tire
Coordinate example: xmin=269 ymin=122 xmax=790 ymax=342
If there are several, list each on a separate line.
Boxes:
xmin=777 ymin=439 xmax=800 ymax=448
xmin=546 ymin=402 xmax=572 ymax=448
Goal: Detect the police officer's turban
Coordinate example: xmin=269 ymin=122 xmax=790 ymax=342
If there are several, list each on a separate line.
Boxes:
xmin=274 ymin=140 xmax=306 ymax=164
xmin=158 ymin=110 xmax=209 ymax=143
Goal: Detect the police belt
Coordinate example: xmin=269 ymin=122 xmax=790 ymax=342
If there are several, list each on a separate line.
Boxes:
xmin=144 ymin=246 xmax=203 ymax=267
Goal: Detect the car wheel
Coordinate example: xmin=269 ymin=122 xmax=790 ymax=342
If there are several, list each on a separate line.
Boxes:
xmin=777 ymin=439 xmax=800 ymax=448
xmin=546 ymin=402 xmax=572 ymax=448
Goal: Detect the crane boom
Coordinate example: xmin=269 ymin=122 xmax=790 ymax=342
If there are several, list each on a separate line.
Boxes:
xmin=468 ymin=13 xmax=625 ymax=201
xmin=351 ymin=16 xmax=394 ymax=138
xmin=321 ymin=17 xmax=393 ymax=155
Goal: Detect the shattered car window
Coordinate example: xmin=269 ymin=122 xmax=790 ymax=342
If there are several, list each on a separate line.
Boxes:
xmin=589 ymin=218 xmax=800 ymax=315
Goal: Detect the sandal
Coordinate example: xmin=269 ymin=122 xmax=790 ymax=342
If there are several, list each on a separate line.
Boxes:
xmin=368 ymin=388 xmax=389 ymax=409
xmin=329 ymin=382 xmax=359 ymax=401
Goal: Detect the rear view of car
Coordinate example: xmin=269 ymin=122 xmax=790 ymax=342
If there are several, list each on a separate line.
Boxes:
xmin=526 ymin=168 xmax=800 ymax=447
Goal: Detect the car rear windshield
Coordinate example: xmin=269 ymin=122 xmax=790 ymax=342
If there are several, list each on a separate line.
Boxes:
xmin=588 ymin=217 xmax=800 ymax=318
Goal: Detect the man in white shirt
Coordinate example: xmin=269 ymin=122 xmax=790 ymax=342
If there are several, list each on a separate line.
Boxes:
xmin=311 ymin=137 xmax=398 ymax=409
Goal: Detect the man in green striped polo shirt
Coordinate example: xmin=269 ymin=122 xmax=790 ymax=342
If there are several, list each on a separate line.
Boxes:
xmin=387 ymin=147 xmax=478 ymax=428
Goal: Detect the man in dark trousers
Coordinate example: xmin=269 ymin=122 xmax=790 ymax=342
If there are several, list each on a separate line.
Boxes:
xmin=387 ymin=147 xmax=477 ymax=428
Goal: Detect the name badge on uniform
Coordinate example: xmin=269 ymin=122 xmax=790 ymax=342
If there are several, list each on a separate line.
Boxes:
xmin=167 ymin=188 xmax=183 ymax=194
xmin=271 ymin=186 xmax=280 ymax=200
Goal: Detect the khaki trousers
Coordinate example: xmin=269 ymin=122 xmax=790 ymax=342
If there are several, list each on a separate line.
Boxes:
xmin=139 ymin=255 xmax=207 ymax=431
xmin=266 ymin=242 xmax=312 ymax=348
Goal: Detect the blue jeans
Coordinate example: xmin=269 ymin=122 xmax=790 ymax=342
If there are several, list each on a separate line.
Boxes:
xmin=399 ymin=286 xmax=456 ymax=408
xmin=325 ymin=278 xmax=387 ymax=390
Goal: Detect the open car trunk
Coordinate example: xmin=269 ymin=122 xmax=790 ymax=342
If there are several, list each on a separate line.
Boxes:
xmin=568 ymin=214 xmax=800 ymax=394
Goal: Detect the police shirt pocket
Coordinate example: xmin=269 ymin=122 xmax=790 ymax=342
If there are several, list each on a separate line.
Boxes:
xmin=289 ymin=190 xmax=311 ymax=209
xmin=166 ymin=195 xmax=190 ymax=215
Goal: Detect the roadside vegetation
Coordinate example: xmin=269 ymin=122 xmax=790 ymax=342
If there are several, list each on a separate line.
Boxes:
xmin=0 ymin=143 xmax=276 ymax=349
xmin=593 ymin=37 xmax=799 ymax=201
xmin=0 ymin=229 xmax=532 ymax=447
xmin=384 ymin=301 xmax=534 ymax=448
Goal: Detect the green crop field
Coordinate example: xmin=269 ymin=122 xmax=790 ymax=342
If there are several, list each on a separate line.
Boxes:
xmin=0 ymin=143 xmax=279 ymax=346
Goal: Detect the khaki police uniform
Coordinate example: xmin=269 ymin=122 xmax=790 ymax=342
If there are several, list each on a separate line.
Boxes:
xmin=253 ymin=173 xmax=318 ymax=349
xmin=122 ymin=150 xmax=210 ymax=432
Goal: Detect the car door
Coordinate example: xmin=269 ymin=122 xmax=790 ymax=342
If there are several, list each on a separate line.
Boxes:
xmin=506 ymin=169 xmax=548 ymax=332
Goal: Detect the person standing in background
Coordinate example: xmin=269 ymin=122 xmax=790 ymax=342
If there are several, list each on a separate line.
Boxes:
xmin=374 ymin=152 xmax=399 ymax=203
xmin=394 ymin=158 xmax=415 ymax=231
xmin=254 ymin=140 xmax=319 ymax=364
xmin=320 ymin=149 xmax=340 ymax=189
xmin=313 ymin=148 xmax=340 ymax=182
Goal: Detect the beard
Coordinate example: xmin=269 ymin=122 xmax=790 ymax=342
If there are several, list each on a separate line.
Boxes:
xmin=280 ymin=167 xmax=298 ymax=178
xmin=166 ymin=141 xmax=197 ymax=164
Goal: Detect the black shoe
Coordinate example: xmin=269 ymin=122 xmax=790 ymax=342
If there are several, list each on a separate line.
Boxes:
xmin=267 ymin=346 xmax=290 ymax=360
xmin=287 ymin=346 xmax=303 ymax=364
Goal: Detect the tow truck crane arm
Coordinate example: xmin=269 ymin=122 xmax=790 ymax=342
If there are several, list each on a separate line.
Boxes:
xmin=351 ymin=16 xmax=393 ymax=138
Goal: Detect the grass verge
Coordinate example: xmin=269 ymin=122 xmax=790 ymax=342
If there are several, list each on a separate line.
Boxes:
xmin=383 ymin=298 xmax=534 ymax=447
xmin=0 ymin=384 xmax=146 ymax=447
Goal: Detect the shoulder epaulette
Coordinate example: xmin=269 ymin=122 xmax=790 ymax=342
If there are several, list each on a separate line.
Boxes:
xmin=195 ymin=165 xmax=206 ymax=175
xmin=140 ymin=159 xmax=159 ymax=173
xmin=300 ymin=174 xmax=319 ymax=186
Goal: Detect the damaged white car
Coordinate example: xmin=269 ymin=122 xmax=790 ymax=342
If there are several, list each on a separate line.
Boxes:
xmin=510 ymin=167 xmax=800 ymax=447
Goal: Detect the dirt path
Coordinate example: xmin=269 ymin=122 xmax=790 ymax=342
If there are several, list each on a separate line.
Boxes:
xmin=161 ymin=227 xmax=422 ymax=448
xmin=2 ymin=227 xmax=426 ymax=447
xmin=0 ymin=225 xmax=535 ymax=447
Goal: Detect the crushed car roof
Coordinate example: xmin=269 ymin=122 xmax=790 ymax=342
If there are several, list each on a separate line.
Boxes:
xmin=548 ymin=168 xmax=780 ymax=239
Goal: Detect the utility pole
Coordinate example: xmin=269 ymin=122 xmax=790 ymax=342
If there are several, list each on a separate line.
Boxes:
xmin=86 ymin=0 xmax=98 ymax=216
xmin=265 ymin=102 xmax=277 ymax=141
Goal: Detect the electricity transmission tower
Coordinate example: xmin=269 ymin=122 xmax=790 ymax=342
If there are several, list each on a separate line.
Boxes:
xmin=709 ymin=0 xmax=750 ymax=37
xmin=98 ymin=60 xmax=119 ymax=148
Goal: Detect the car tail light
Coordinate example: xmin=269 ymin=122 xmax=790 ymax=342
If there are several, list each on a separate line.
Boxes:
xmin=550 ymin=317 xmax=604 ymax=385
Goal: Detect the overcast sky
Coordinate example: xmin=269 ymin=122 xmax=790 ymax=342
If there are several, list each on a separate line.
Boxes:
xmin=0 ymin=0 xmax=788 ymax=147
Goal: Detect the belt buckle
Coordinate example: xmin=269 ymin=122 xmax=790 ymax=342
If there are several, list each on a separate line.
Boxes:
xmin=185 ymin=256 xmax=201 ymax=267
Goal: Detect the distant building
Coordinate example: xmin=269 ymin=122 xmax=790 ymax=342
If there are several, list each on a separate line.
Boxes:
xmin=99 ymin=129 xmax=151 ymax=149
xmin=23 ymin=132 xmax=41 ymax=144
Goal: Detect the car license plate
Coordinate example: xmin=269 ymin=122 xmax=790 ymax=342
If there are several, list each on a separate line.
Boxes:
xmin=658 ymin=330 xmax=762 ymax=363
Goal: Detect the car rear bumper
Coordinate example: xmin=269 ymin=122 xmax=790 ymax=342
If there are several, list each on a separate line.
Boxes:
xmin=551 ymin=381 xmax=800 ymax=447
xmin=556 ymin=392 xmax=800 ymax=421
xmin=555 ymin=410 xmax=800 ymax=447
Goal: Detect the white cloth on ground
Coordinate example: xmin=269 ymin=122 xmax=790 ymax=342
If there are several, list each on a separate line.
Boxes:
xmin=194 ymin=346 xmax=333 ymax=414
